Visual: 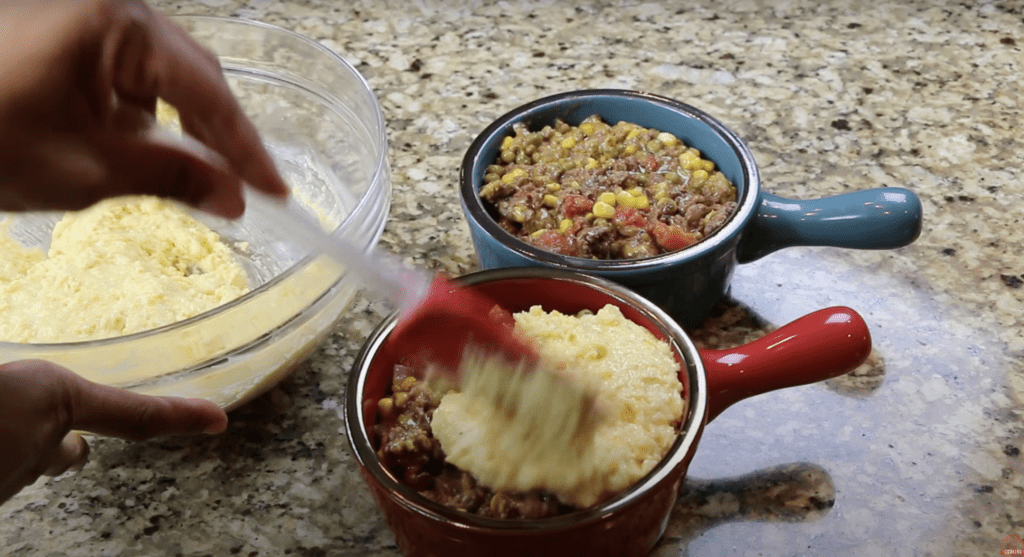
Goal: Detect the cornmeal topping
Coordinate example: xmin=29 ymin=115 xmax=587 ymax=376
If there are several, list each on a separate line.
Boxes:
xmin=0 ymin=195 xmax=249 ymax=343
xmin=431 ymin=304 xmax=684 ymax=507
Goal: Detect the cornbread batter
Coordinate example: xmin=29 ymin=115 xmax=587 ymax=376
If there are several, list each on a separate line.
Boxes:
xmin=430 ymin=304 xmax=684 ymax=508
xmin=0 ymin=195 xmax=249 ymax=343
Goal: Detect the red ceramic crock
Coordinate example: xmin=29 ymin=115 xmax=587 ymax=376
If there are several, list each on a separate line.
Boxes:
xmin=344 ymin=268 xmax=870 ymax=557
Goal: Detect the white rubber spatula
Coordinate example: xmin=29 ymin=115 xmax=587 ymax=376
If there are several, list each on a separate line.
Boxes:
xmin=242 ymin=186 xmax=540 ymax=375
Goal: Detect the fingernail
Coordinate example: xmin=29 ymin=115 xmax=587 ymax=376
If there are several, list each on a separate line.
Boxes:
xmin=70 ymin=434 xmax=89 ymax=470
xmin=204 ymin=416 xmax=228 ymax=435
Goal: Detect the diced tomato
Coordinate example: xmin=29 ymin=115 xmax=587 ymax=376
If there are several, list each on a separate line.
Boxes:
xmin=560 ymin=194 xmax=593 ymax=218
xmin=612 ymin=206 xmax=648 ymax=229
xmin=529 ymin=229 xmax=574 ymax=255
xmin=641 ymin=155 xmax=660 ymax=173
xmin=651 ymin=222 xmax=698 ymax=252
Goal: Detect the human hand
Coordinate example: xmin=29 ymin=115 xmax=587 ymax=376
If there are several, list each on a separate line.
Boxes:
xmin=0 ymin=0 xmax=288 ymax=219
xmin=0 ymin=359 xmax=228 ymax=505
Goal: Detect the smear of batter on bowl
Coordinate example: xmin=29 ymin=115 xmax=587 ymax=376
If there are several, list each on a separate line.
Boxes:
xmin=0 ymin=195 xmax=249 ymax=343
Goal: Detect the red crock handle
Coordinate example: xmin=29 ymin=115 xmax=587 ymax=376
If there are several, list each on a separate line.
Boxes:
xmin=698 ymin=307 xmax=871 ymax=422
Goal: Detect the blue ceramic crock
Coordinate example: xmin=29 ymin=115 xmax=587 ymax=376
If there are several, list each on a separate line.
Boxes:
xmin=459 ymin=89 xmax=922 ymax=326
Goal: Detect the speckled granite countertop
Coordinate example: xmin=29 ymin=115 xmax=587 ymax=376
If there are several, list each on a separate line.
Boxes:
xmin=3 ymin=1 xmax=1022 ymax=555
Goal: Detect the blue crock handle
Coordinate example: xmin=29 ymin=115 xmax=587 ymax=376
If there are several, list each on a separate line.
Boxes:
xmin=736 ymin=187 xmax=923 ymax=263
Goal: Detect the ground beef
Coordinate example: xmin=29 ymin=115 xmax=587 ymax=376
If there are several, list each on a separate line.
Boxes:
xmin=374 ymin=369 xmax=574 ymax=519
xmin=479 ymin=115 xmax=739 ymax=259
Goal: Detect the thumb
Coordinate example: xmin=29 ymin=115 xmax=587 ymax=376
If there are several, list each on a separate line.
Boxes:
xmin=60 ymin=369 xmax=228 ymax=441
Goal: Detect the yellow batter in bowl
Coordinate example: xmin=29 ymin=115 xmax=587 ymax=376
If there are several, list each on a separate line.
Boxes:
xmin=0 ymin=196 xmax=249 ymax=343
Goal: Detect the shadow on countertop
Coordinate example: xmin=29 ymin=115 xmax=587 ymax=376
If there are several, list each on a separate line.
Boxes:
xmin=653 ymin=462 xmax=836 ymax=556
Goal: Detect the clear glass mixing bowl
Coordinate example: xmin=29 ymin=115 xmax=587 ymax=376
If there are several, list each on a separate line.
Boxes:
xmin=0 ymin=17 xmax=391 ymax=410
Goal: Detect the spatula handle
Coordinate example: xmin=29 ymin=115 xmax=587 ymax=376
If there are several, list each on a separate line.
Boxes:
xmin=244 ymin=187 xmax=432 ymax=312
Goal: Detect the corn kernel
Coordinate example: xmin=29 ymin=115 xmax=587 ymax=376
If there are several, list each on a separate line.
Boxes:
xmin=627 ymin=187 xmax=644 ymax=197
xmin=559 ymin=218 xmax=573 ymax=233
xmin=616 ymin=190 xmax=633 ymax=206
xmin=510 ymin=204 xmax=530 ymax=222
xmin=579 ymin=122 xmax=596 ymax=135
xmin=542 ymin=194 xmax=559 ymax=208
xmin=700 ymin=159 xmax=715 ymax=172
xmin=623 ymin=144 xmax=639 ymax=155
xmin=654 ymin=190 xmax=669 ymax=201
xmin=597 ymin=191 xmax=617 ymax=205
xmin=546 ymin=182 xmax=561 ymax=192
xmin=618 ymin=194 xmax=650 ymax=209
xmin=377 ymin=397 xmax=394 ymax=416
xmin=584 ymin=157 xmax=599 ymax=170
xmin=593 ymin=201 xmax=615 ymax=219
xmin=397 ymin=375 xmax=417 ymax=392
xmin=479 ymin=182 xmax=501 ymax=198
xmin=626 ymin=129 xmax=643 ymax=140
xmin=501 ymin=167 xmax=527 ymax=184
xmin=560 ymin=137 xmax=577 ymax=149
xmin=501 ymin=136 xmax=515 ymax=149
xmin=530 ymin=229 xmax=545 ymax=238
xmin=678 ymin=152 xmax=700 ymax=169
xmin=691 ymin=169 xmax=709 ymax=184
xmin=657 ymin=132 xmax=678 ymax=146
xmin=394 ymin=391 xmax=409 ymax=408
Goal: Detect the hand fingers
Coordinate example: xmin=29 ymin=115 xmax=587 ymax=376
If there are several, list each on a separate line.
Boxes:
xmin=66 ymin=376 xmax=228 ymax=441
xmin=111 ymin=3 xmax=290 ymax=202
xmin=9 ymin=359 xmax=229 ymax=442
xmin=6 ymin=129 xmax=244 ymax=218
xmin=102 ymin=2 xmax=157 ymax=112
xmin=86 ymin=104 xmax=245 ymax=217
xmin=0 ymin=360 xmax=227 ymax=505
xmin=42 ymin=432 xmax=90 ymax=477
xmin=104 ymin=120 xmax=246 ymax=218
